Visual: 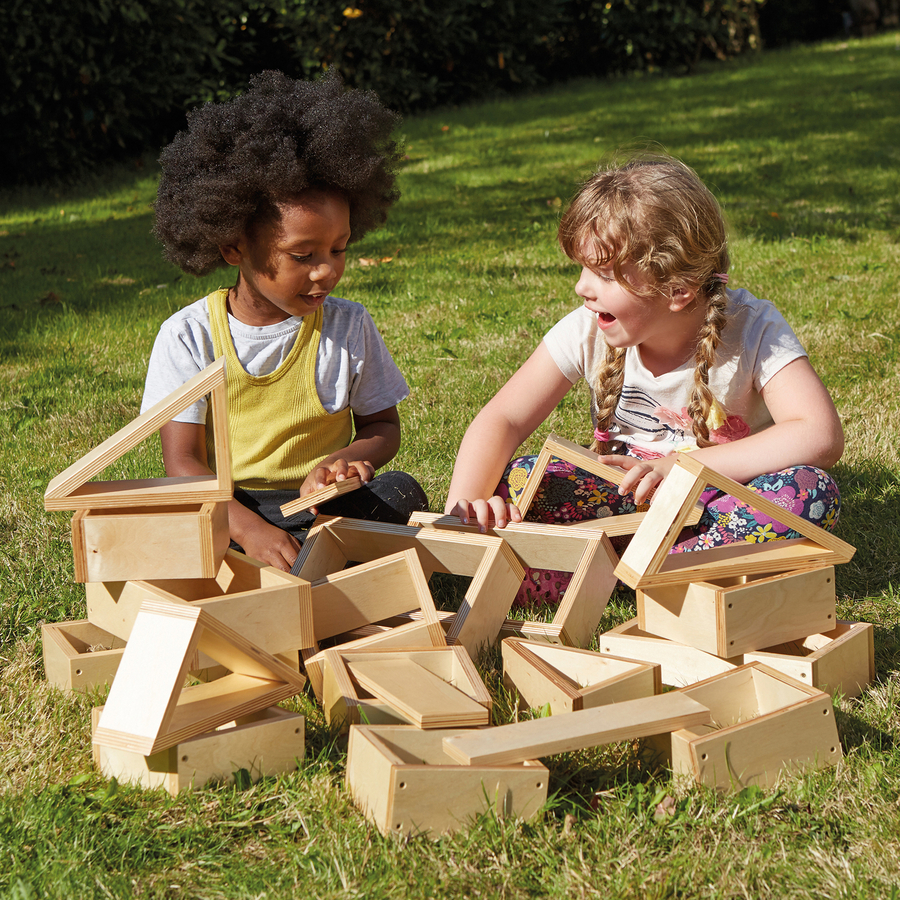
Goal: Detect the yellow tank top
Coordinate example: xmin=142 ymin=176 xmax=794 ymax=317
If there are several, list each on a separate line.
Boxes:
xmin=206 ymin=288 xmax=353 ymax=490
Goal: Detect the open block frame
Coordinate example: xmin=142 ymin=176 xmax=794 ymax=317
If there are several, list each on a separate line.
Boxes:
xmin=410 ymin=512 xmax=618 ymax=647
xmin=45 ymin=358 xmax=232 ymax=510
xmin=614 ymin=454 xmax=855 ymax=589
xmin=294 ymin=517 xmax=525 ymax=658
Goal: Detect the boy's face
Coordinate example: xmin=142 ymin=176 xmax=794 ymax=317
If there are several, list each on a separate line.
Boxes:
xmin=223 ymin=191 xmax=351 ymax=325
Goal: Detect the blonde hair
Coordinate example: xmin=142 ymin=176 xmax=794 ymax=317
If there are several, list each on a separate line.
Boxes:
xmin=558 ymin=153 xmax=730 ymax=451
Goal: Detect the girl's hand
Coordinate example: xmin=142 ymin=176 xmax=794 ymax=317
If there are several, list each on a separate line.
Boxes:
xmin=448 ymin=496 xmax=523 ymax=532
xmin=598 ymin=453 xmax=678 ymax=505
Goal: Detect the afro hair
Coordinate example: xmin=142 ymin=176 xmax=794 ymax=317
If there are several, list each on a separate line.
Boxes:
xmin=153 ymin=70 xmax=402 ymax=276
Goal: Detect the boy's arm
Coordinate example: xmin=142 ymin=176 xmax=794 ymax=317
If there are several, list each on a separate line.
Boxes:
xmin=159 ymin=421 xmax=301 ymax=572
xmin=301 ymin=405 xmax=401 ymax=492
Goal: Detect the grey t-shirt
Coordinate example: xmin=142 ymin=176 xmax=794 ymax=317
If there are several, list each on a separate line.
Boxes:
xmin=141 ymin=294 xmax=409 ymax=422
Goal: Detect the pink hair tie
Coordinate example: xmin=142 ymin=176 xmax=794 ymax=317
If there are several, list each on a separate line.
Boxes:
xmin=594 ymin=429 xmax=610 ymax=443
xmin=713 ymin=272 xmax=729 ymax=285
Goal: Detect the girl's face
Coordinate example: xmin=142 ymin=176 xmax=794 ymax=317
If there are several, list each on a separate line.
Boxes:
xmin=576 ymin=262 xmax=665 ymax=348
xmin=223 ymin=191 xmax=351 ymax=326
xmin=575 ymin=259 xmax=701 ymax=373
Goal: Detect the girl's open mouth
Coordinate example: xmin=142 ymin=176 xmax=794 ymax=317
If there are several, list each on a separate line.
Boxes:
xmin=597 ymin=312 xmax=616 ymax=327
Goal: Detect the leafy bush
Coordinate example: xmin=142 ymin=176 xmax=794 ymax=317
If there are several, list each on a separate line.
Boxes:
xmin=2 ymin=0 xmax=767 ymax=183
xmin=554 ymin=0 xmax=764 ymax=77
xmin=757 ymin=0 xmax=850 ymax=47
xmin=1 ymin=0 xmax=236 ymax=183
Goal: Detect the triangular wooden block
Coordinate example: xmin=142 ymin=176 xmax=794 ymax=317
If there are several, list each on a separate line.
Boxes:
xmin=614 ymin=454 xmax=855 ymax=590
xmin=44 ymin=358 xmax=232 ymax=510
xmin=93 ymin=597 xmax=306 ymax=755
xmin=516 ymin=432 xmax=705 ymax=528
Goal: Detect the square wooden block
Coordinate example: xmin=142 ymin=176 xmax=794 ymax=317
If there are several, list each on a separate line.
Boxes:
xmin=72 ymin=501 xmax=229 ymax=583
xmin=42 ymin=619 xmax=127 ymax=693
xmin=637 ymin=566 xmax=836 ymax=657
xmin=346 ymin=724 xmax=548 ymax=837
xmin=745 ymin=620 xmax=874 ymax=699
xmin=85 ymin=549 xmax=311 ymax=667
xmin=501 ymin=638 xmax=660 ymax=715
xmin=651 ymin=662 xmax=841 ymax=790
xmin=322 ymin=646 xmax=491 ymax=730
xmin=92 ymin=705 xmax=304 ymax=795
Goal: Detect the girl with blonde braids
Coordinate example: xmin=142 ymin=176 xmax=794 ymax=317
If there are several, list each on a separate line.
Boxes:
xmin=446 ymin=154 xmax=843 ymax=606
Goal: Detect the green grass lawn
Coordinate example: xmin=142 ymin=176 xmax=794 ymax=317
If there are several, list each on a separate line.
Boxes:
xmin=1 ymin=31 xmax=900 ymax=899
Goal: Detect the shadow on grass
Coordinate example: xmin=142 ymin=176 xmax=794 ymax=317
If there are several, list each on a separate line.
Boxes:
xmin=832 ymin=459 xmax=900 ymax=600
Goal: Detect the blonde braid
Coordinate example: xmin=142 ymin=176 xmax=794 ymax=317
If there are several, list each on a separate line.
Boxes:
xmin=686 ymin=284 xmax=728 ymax=447
xmin=589 ymin=343 xmax=627 ymax=453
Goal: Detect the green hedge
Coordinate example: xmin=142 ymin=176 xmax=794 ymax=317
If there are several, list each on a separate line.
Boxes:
xmin=3 ymin=0 xmax=766 ymax=184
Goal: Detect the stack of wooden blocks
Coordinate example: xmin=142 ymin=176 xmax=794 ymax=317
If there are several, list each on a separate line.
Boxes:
xmin=40 ymin=375 xmax=872 ymax=835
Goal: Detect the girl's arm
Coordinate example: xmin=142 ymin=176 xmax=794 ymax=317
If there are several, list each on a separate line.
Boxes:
xmin=160 ymin=421 xmax=302 ymax=571
xmin=604 ymin=357 xmax=844 ymax=502
xmin=445 ymin=342 xmax=574 ymax=530
xmin=301 ymin=405 xmax=401 ymax=493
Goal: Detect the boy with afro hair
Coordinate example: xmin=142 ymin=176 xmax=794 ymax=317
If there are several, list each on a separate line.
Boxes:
xmin=142 ymin=70 xmax=427 ymax=573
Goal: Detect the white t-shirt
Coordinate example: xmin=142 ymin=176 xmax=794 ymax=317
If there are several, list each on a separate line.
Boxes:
xmin=543 ymin=288 xmax=807 ymax=456
xmin=141 ymin=294 xmax=409 ymax=422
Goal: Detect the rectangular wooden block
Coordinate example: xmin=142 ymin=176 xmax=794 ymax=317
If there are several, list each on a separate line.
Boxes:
xmin=637 ymin=566 xmax=836 ymax=656
xmin=85 ymin=549 xmax=312 ymax=667
xmin=745 ymin=620 xmax=874 ymax=699
xmin=597 ymin=619 xmax=741 ymax=687
xmin=443 ymin=692 xmax=711 ymax=767
xmin=304 ymin=619 xmax=447 ymax=700
xmin=346 ymin=725 xmax=548 ymax=837
xmin=652 ymin=663 xmax=842 ymax=790
xmin=92 ymin=705 xmax=304 ymax=794
xmin=322 ymin=646 xmax=491 ymax=730
xmin=501 ymin=638 xmax=660 ymax=716
xmin=72 ymin=501 xmax=230 ymax=583
xmin=42 ymin=619 xmax=127 ymax=693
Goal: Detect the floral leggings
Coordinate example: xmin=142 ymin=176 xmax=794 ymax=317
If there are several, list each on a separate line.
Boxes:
xmin=497 ymin=455 xmax=841 ymax=608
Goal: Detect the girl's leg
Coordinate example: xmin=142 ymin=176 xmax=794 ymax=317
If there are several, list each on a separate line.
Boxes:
xmin=670 ymin=465 xmax=840 ymax=553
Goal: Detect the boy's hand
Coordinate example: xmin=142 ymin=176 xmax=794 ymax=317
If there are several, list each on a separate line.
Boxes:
xmin=300 ymin=458 xmax=375 ymax=514
xmin=598 ymin=453 xmax=678 ymax=505
xmin=447 ymin=496 xmax=522 ymax=532
xmin=233 ymin=513 xmax=301 ymax=573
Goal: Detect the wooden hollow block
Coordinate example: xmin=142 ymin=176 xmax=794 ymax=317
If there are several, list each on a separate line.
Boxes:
xmin=93 ymin=598 xmax=306 ymax=755
xmin=745 ymin=620 xmax=875 ymax=699
xmin=597 ymin=619 xmax=741 ymax=687
xmin=346 ymin=725 xmax=548 ymax=837
xmin=295 ymin=518 xmax=525 ymax=658
xmin=513 ymin=432 xmax=705 ymax=526
xmin=322 ymin=646 xmax=491 ymax=730
xmin=71 ymin=501 xmax=229 ymax=583
xmin=279 ymin=476 xmax=362 ymax=517
xmin=637 ymin=566 xmax=836 ymax=656
xmin=614 ymin=455 xmax=855 ymax=590
xmin=310 ymin=549 xmax=442 ymax=644
xmin=410 ymin=513 xmax=619 ymax=648
xmin=651 ymin=662 xmax=842 ymax=790
xmin=85 ymin=549 xmax=312 ymax=667
xmin=45 ymin=357 xmax=232 ymax=511
xmin=41 ymin=619 xmax=127 ymax=693
xmin=92 ymin=705 xmax=304 ymax=795
xmin=501 ymin=638 xmax=660 ymax=716
xmin=303 ymin=619 xmax=447 ymax=700
xmin=442 ymin=692 xmax=711 ymax=767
